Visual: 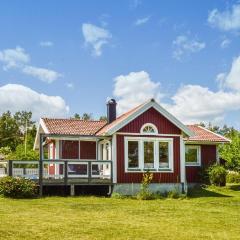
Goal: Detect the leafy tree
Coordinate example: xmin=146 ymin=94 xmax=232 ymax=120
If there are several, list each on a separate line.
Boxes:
xmin=82 ymin=113 xmax=92 ymax=120
xmin=0 ymin=111 xmax=21 ymax=150
xmin=7 ymin=144 xmax=39 ymax=160
xmin=73 ymin=113 xmax=81 ymax=119
xmin=99 ymin=116 xmax=107 ymax=121
xmin=219 ymin=131 xmax=240 ymax=171
xmin=14 ymin=111 xmax=34 ymax=132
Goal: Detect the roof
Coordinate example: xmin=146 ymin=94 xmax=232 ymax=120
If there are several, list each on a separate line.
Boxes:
xmin=35 ymin=100 xmax=230 ymax=145
xmin=41 ymin=118 xmax=107 ymax=135
xmin=96 ymin=102 xmax=145 ymax=136
xmin=185 ymin=125 xmax=230 ymax=143
xmin=97 ymin=99 xmax=194 ymax=137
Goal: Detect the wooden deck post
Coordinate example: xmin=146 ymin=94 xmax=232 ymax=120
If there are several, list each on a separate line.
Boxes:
xmin=8 ymin=160 xmax=13 ymax=177
xmin=39 ymin=133 xmax=43 ymax=197
xmin=64 ymin=161 xmax=68 ymax=186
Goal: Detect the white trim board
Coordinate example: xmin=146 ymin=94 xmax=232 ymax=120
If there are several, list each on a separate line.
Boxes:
xmin=124 ymin=136 xmax=174 ymax=173
xmin=106 ymin=99 xmax=194 ymax=137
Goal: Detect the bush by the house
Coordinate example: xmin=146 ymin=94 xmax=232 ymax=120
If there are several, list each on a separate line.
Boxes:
xmin=208 ymin=165 xmax=227 ymax=186
xmin=0 ymin=176 xmax=37 ymax=198
xmin=137 ymin=171 xmax=154 ymax=200
xmin=227 ymin=171 xmax=240 ymax=183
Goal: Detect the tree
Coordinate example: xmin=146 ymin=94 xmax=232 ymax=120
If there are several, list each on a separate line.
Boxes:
xmin=82 ymin=113 xmax=92 ymax=120
xmin=219 ymin=132 xmax=240 ymax=171
xmin=99 ymin=116 xmax=107 ymax=121
xmin=72 ymin=113 xmax=81 ymax=119
xmin=7 ymin=144 xmax=39 ymax=160
xmin=0 ymin=111 xmax=21 ymax=150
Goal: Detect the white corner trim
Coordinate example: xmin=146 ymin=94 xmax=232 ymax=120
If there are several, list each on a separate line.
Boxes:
xmin=112 ymin=134 xmax=117 ymax=183
xmin=180 ymin=136 xmax=186 ymax=184
xmin=106 ymin=100 xmax=194 ymax=137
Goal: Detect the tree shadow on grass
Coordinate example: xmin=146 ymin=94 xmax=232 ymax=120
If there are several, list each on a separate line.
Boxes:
xmin=227 ymin=184 xmax=240 ymax=191
xmin=187 ymin=186 xmax=231 ymax=198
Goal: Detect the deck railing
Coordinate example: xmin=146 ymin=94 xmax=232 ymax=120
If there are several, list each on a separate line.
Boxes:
xmin=0 ymin=160 xmax=113 ymax=185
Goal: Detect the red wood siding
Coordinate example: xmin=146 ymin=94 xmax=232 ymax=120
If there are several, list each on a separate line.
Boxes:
xmin=80 ymin=141 xmax=96 ymax=159
xmin=60 ymin=140 xmax=96 ymax=160
xmin=119 ymin=107 xmax=181 ymax=134
xmin=186 ymin=145 xmax=217 ymax=183
xmin=61 ymin=140 xmax=79 ymax=159
xmin=116 ymin=135 xmax=181 ymax=183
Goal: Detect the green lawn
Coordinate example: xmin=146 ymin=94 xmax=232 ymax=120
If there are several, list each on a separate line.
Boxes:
xmin=0 ymin=185 xmax=240 ymax=240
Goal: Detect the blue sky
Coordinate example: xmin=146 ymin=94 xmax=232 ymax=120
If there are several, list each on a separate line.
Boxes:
xmin=0 ymin=0 xmax=240 ymax=128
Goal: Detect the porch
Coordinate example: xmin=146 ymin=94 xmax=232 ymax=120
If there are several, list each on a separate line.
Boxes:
xmin=0 ymin=159 xmax=112 ymax=186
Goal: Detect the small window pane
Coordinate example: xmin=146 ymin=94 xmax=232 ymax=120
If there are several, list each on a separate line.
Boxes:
xmin=159 ymin=142 xmax=169 ymax=168
xmin=186 ymin=147 xmax=198 ymax=163
xmin=144 ymin=141 xmax=154 ymax=168
xmin=128 ymin=141 xmax=139 ymax=168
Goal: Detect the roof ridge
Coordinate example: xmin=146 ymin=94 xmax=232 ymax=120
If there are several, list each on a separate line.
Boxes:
xmin=42 ymin=117 xmax=107 ymax=123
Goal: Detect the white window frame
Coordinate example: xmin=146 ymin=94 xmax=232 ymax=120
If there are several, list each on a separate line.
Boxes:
xmin=185 ymin=145 xmax=201 ymax=166
xmin=124 ymin=136 xmax=174 ymax=173
xmin=140 ymin=123 xmax=158 ymax=135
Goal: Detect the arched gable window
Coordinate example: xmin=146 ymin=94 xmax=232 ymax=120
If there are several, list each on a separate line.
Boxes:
xmin=140 ymin=123 xmax=158 ymax=134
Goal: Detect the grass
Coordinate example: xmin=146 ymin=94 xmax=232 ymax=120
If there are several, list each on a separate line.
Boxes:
xmin=0 ymin=185 xmax=240 ymax=240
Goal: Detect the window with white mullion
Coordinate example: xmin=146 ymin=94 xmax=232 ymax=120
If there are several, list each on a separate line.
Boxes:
xmin=125 ymin=137 xmax=173 ymax=172
xmin=143 ymin=140 xmax=155 ymax=169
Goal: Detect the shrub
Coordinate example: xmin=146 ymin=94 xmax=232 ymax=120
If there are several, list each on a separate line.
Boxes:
xmin=137 ymin=171 xmax=154 ymax=200
xmin=226 ymin=171 xmax=240 ymax=183
xmin=0 ymin=176 xmax=37 ymax=198
xmin=167 ymin=189 xmax=181 ymax=199
xmin=208 ymin=165 xmax=227 ymax=186
xmin=111 ymin=192 xmax=126 ymax=199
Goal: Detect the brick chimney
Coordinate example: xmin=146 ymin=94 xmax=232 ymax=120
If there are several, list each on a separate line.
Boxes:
xmin=107 ymin=99 xmax=117 ymax=123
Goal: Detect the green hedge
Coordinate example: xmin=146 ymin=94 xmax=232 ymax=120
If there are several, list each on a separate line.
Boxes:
xmin=208 ymin=165 xmax=227 ymax=186
xmin=0 ymin=176 xmax=37 ymax=198
xmin=227 ymin=171 xmax=240 ymax=183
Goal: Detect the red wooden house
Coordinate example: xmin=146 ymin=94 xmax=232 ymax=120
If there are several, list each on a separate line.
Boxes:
xmin=34 ymin=99 xmax=229 ymax=194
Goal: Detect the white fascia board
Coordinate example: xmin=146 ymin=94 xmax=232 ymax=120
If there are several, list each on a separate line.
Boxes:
xmin=33 ymin=118 xmax=49 ymax=150
xmin=197 ymin=126 xmax=231 ymax=143
xmin=107 ymin=100 xmax=194 ymax=137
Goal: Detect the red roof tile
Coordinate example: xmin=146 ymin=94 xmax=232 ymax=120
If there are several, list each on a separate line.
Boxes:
xmin=42 ymin=118 xmax=107 ymax=135
xmin=186 ymin=125 xmax=230 ymax=143
xmin=96 ymin=102 xmax=145 ymax=135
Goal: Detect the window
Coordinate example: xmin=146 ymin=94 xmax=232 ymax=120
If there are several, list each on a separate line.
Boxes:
xmin=128 ymin=141 xmax=139 ymax=169
xmin=159 ymin=142 xmax=169 ymax=168
xmin=144 ymin=141 xmax=154 ymax=168
xmin=140 ymin=123 xmax=158 ymax=134
xmin=125 ymin=137 xmax=173 ymax=172
xmin=185 ymin=145 xmax=201 ymax=166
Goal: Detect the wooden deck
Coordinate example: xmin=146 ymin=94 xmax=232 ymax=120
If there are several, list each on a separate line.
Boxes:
xmin=0 ymin=160 xmax=113 ymax=186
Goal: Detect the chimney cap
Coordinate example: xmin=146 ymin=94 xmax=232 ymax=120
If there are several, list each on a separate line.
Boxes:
xmin=107 ymin=98 xmax=117 ymax=105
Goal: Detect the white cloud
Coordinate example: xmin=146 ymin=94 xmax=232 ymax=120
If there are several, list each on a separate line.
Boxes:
xmin=113 ymin=70 xmax=240 ymax=125
xmin=173 ymin=35 xmax=206 ymax=60
xmin=0 ymin=84 xmax=69 ymax=120
xmin=208 ymin=4 xmax=240 ymax=31
xmin=22 ymin=65 xmax=62 ymax=83
xmin=113 ymin=71 xmax=162 ymax=114
xmin=220 ymin=38 xmax=231 ymax=48
xmin=82 ymin=23 xmax=112 ymax=56
xmin=0 ymin=46 xmax=30 ymax=70
xmin=134 ymin=16 xmax=150 ymax=26
xmin=66 ymin=82 xmax=74 ymax=89
xmin=39 ymin=41 xmax=54 ymax=47
xmin=165 ymin=85 xmax=240 ymax=124
xmin=0 ymin=46 xmax=61 ymax=83
xmin=217 ymin=56 xmax=240 ymax=91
